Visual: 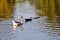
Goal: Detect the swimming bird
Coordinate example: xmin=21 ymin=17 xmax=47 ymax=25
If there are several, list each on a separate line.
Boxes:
xmin=25 ymin=17 xmax=32 ymax=23
xmin=13 ymin=16 xmax=23 ymax=26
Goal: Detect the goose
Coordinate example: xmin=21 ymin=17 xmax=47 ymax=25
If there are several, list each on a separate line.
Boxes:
xmin=13 ymin=16 xmax=23 ymax=26
xmin=25 ymin=17 xmax=32 ymax=23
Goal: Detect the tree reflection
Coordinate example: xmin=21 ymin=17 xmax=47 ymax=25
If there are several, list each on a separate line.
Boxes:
xmin=0 ymin=0 xmax=15 ymax=21
xmin=32 ymin=0 xmax=60 ymax=37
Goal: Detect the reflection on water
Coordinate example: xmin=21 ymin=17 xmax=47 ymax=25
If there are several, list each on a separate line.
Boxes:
xmin=44 ymin=16 xmax=60 ymax=40
xmin=0 ymin=1 xmax=60 ymax=40
xmin=13 ymin=25 xmax=23 ymax=32
xmin=52 ymin=16 xmax=60 ymax=40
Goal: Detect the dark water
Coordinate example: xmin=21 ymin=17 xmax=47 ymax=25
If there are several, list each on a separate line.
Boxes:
xmin=0 ymin=1 xmax=60 ymax=40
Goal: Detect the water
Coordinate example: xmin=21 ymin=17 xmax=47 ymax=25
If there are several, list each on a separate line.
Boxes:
xmin=0 ymin=1 xmax=60 ymax=40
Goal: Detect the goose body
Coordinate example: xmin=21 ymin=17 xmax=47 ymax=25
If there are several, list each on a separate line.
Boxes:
xmin=13 ymin=20 xmax=23 ymax=26
xmin=25 ymin=19 xmax=32 ymax=23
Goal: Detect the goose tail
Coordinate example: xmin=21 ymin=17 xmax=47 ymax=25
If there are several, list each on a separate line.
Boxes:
xmin=13 ymin=20 xmax=17 ymax=26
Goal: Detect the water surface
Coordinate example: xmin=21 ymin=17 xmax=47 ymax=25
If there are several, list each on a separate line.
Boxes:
xmin=0 ymin=1 xmax=60 ymax=40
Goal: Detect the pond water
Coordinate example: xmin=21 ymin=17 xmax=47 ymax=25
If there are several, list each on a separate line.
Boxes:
xmin=0 ymin=1 xmax=60 ymax=40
